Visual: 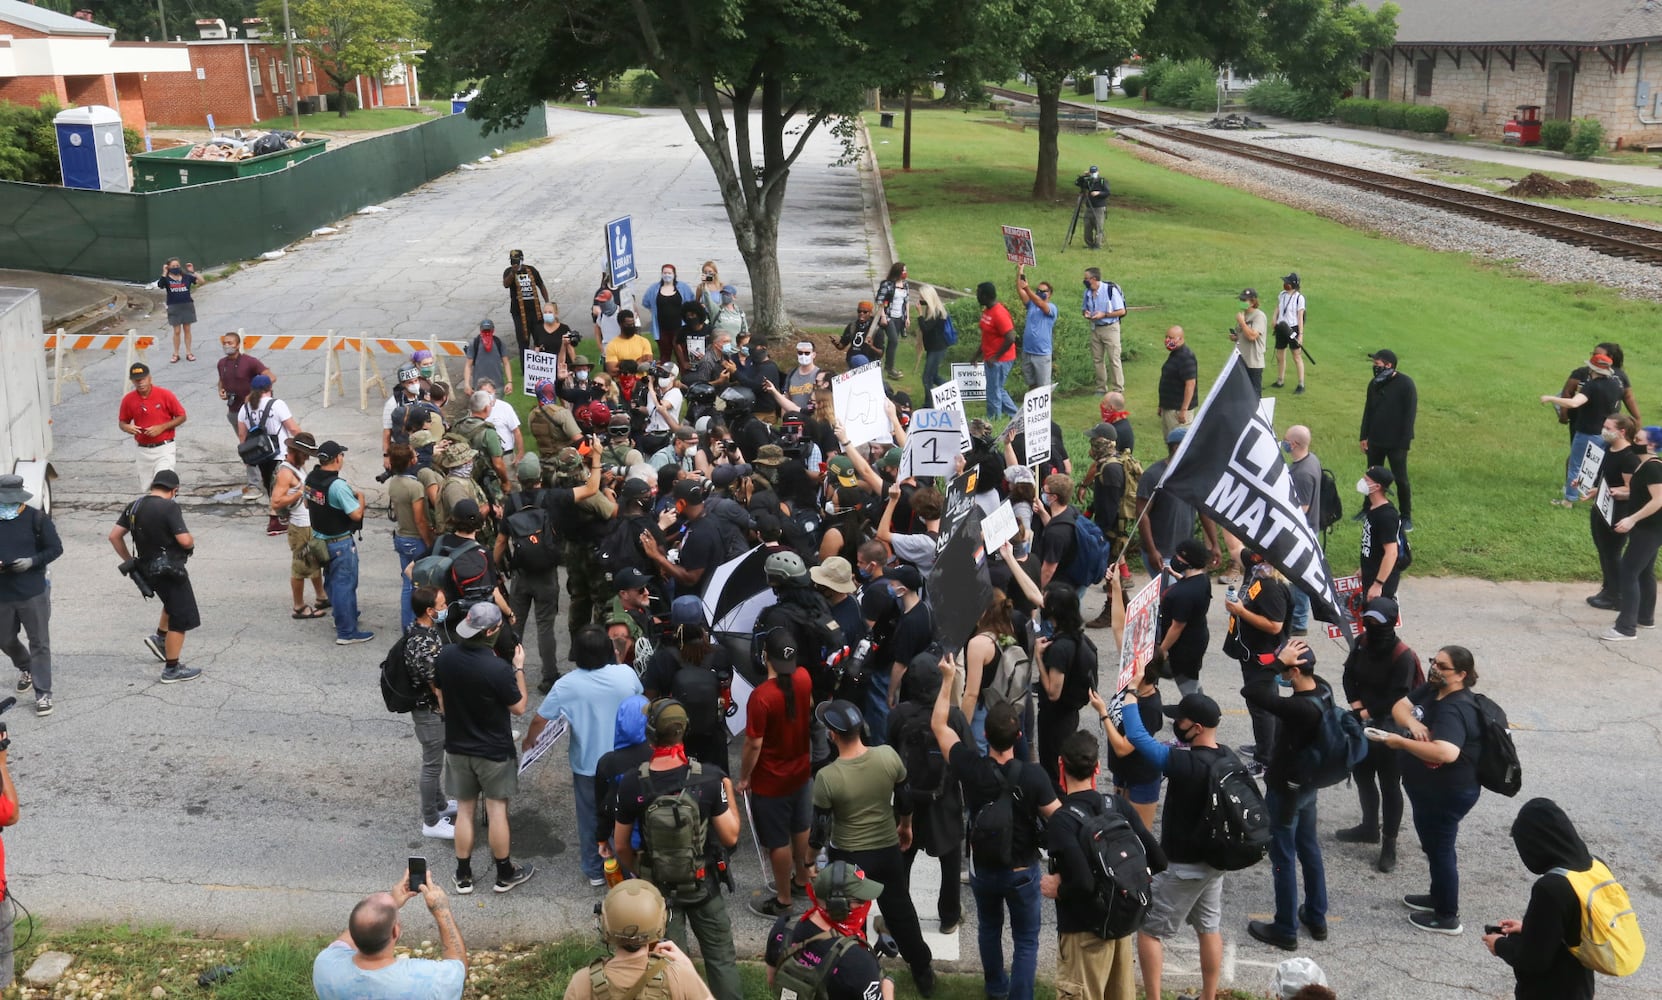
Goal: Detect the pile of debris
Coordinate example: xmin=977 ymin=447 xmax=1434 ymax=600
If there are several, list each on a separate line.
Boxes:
xmin=184 ymin=129 xmax=313 ymax=161
xmin=1503 ymin=171 xmax=1604 ymax=198
xmin=1205 ymin=113 xmax=1265 ymax=130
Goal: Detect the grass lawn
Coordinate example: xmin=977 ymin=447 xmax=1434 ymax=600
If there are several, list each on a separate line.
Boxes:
xmin=871 ymin=108 xmax=1661 ymax=583
xmin=1406 ymin=154 xmax=1662 ymax=226
xmin=254 ymin=105 xmax=440 ymax=132
xmin=9 ymin=921 xmax=1260 ymax=1000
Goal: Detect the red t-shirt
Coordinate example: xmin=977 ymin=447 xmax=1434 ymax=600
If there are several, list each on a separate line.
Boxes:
xmin=217 ymin=353 xmax=266 ymax=411
xmin=979 ymin=303 xmax=1016 ymax=362
xmin=744 ymin=670 xmax=813 ymax=797
xmin=0 ymin=792 xmax=16 ymax=895
xmin=118 ymin=387 xmax=186 ymax=444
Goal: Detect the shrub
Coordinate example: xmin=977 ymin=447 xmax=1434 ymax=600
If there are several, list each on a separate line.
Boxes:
xmin=1074 ymin=75 xmax=1094 ymax=96
xmin=122 ymin=126 xmax=143 ymax=155
xmin=0 ymin=96 xmax=65 ymax=184
xmin=1243 ymin=77 xmax=1337 ymax=120
xmin=1375 ymin=102 xmax=1407 ymax=129
xmin=1120 ymin=75 xmax=1143 ymax=98
xmin=1567 ymin=117 xmax=1605 ymax=160
xmin=1336 ymin=98 xmax=1380 ymax=126
xmin=1539 ymin=119 xmax=1572 ymax=151
xmin=1137 ymin=59 xmax=1171 ymax=98
xmin=1152 ymin=58 xmax=1218 ymax=112
xmin=628 ymin=71 xmax=675 ymax=106
xmin=1402 ymin=104 xmax=1448 ymax=132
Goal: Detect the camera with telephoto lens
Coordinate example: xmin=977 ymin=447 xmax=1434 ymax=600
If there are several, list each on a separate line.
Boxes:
xmin=118 ymin=558 xmax=155 ymax=599
xmin=565 ymin=328 xmax=583 ymax=346
xmin=829 ymin=637 xmax=873 ymax=697
xmin=374 ymin=468 xmax=395 ymax=484
xmin=1075 ymin=172 xmax=1093 ymax=192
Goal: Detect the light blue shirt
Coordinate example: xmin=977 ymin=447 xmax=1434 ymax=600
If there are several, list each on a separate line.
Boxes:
xmin=538 ymin=663 xmax=644 ymax=776
xmin=326 ymin=478 xmax=361 ymax=516
xmin=312 ymin=942 xmax=464 ymax=1000
xmin=1023 ymin=298 xmax=1057 ymax=355
xmin=1082 ymin=282 xmax=1124 ymax=325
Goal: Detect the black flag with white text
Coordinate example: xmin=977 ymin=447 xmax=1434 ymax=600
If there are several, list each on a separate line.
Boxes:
xmin=1156 ymin=354 xmax=1349 ymax=637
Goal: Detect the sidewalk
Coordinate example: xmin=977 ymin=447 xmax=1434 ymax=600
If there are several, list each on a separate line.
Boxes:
xmin=0 ymin=269 xmax=127 ymax=328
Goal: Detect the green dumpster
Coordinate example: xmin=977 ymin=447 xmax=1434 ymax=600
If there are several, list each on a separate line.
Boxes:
xmin=130 ymin=137 xmax=329 ymax=193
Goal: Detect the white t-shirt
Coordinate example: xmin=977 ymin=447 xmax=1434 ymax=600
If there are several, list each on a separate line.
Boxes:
xmin=887 ymin=284 xmax=910 ymax=320
xmin=595 ymin=285 xmax=635 ymax=352
xmin=1275 ymin=290 xmax=1306 ymax=329
xmin=278 ymin=460 xmax=309 ymax=527
xmin=241 ymin=397 xmax=293 ymax=457
xmin=646 ymin=386 xmax=683 ymax=434
xmin=487 ymin=399 xmax=520 ymax=452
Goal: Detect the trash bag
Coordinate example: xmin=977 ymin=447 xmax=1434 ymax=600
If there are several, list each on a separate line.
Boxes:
xmin=1271 ymin=957 xmax=1327 ymax=999
xmin=250 ymin=133 xmax=287 ymax=157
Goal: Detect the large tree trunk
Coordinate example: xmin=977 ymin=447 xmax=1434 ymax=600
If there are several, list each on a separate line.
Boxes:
xmin=1032 ymin=78 xmax=1061 ymax=200
xmin=737 ymin=219 xmax=787 ymax=341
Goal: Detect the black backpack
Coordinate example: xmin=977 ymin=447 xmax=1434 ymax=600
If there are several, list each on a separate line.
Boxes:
xmin=1317 ymin=468 xmax=1342 ymax=534
xmin=1068 ymin=798 xmax=1154 ymax=941
xmin=1198 ymin=747 xmax=1271 ymax=871
xmin=1471 ymin=693 xmax=1522 ymax=796
xmin=968 ymin=759 xmax=1025 ymax=868
xmin=1291 ymin=682 xmax=1369 ymax=790
xmin=504 ymin=492 xmax=559 ymax=574
xmin=898 ymin=707 xmax=949 ymax=800
xmin=596 ymin=513 xmax=654 ymax=584
xmin=669 ymin=653 xmax=732 ymax=740
xmin=378 ymin=635 xmax=419 ymax=713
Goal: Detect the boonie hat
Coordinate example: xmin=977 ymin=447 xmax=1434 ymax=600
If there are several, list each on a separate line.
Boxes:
xmin=810 ymin=556 xmax=857 ymax=594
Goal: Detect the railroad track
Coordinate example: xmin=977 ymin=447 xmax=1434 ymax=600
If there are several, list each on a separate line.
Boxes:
xmin=985 ymin=86 xmax=1662 ymax=265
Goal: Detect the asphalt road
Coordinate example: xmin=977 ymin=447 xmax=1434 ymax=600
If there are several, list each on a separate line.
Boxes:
xmin=8 ymin=105 xmax=1661 ymax=1000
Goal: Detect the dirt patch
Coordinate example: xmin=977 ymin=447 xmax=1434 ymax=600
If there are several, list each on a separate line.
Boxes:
xmin=1503 ymin=172 xmax=1604 ymax=198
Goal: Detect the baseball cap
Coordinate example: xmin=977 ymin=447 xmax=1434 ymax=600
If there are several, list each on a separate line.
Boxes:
xmin=810 ymin=556 xmax=857 ymax=594
xmin=619 ymin=477 xmax=652 ymax=501
xmin=1588 ymin=353 xmax=1615 ymax=376
xmin=815 ymin=861 xmax=883 ymax=903
xmin=450 ymin=497 xmax=483 ymax=529
xmin=289 ymin=431 xmax=318 ymax=453
xmin=1165 ymin=426 xmax=1188 ymax=445
xmin=887 ymin=563 xmax=924 ymax=593
xmin=1362 ymin=596 xmax=1399 ymax=624
xmin=877 ymin=447 xmax=903 ymax=471
xmin=515 ymin=454 xmax=543 ymax=483
xmin=129 ymin=362 xmax=150 ymax=381
xmin=150 ymin=469 xmax=181 ymax=490
xmin=455 ymin=601 xmax=503 ymax=638
xmin=647 ymin=700 xmax=690 ymax=745
xmin=670 ymin=595 xmax=706 ymax=628
xmin=816 ymin=699 xmax=864 ymax=735
xmin=1369 ymin=349 xmax=1398 ymax=366
xmin=672 ymin=478 xmax=709 ymax=505
xmin=316 ymin=440 xmax=348 ymax=462
xmin=479 ymin=319 xmax=495 ymax=331
xmin=250 ymin=373 xmax=273 ymax=390
xmin=712 ymin=463 xmax=751 ymax=488
xmin=1282 ymin=272 xmax=1300 ymax=286
xmin=1365 ymin=465 xmax=1394 ymax=489
xmin=1238 ymin=288 xmax=1257 ymax=301
xmin=595 ymin=289 xmax=613 ymax=302
xmin=828 ymin=455 xmax=857 ymax=488
xmin=1162 ymin=692 xmax=1222 ymax=728
xmin=849 ymin=354 xmax=871 ymax=368
xmin=764 ymin=627 xmax=798 ymax=671
xmin=720 ymin=284 xmax=737 ymax=297
xmin=614 ymin=567 xmax=652 ymax=592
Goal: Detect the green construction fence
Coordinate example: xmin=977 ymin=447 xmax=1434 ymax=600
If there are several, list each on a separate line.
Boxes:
xmin=0 ymin=109 xmax=547 ymax=283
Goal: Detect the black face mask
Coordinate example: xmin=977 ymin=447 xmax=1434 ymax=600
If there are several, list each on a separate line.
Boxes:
xmin=1372 ymin=365 xmax=1391 ymax=384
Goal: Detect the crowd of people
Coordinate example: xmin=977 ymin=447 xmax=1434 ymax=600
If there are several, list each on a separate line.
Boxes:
xmin=24 ymin=237 xmax=1644 ymax=1000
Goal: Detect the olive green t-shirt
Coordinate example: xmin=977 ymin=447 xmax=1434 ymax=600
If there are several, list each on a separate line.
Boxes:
xmin=387 ymin=473 xmax=426 ymax=538
xmin=812 ymin=745 xmax=907 ymax=851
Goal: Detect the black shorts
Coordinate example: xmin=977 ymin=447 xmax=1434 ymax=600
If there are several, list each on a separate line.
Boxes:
xmin=750 ymin=784 xmax=812 ymax=849
xmin=152 ymin=576 xmax=202 ymax=632
xmin=1274 ymin=324 xmax=1301 ymax=350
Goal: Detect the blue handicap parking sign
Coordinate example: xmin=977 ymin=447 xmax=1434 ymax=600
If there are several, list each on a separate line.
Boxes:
xmin=606 ymin=216 xmax=637 ymax=286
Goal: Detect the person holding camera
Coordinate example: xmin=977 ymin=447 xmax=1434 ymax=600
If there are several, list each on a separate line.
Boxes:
xmin=110 ymin=469 xmax=201 ymax=684
xmin=305 ymin=442 xmax=373 ymax=646
xmin=1232 ymin=289 xmax=1268 ymax=397
xmin=0 ymin=475 xmax=62 ymax=717
xmin=313 ymin=866 xmax=467 ymax=1000
xmin=1077 ymin=166 xmax=1110 ymax=250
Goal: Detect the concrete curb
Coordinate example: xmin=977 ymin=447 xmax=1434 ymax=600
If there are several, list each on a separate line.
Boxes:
xmin=857 ymin=116 xmax=898 ymax=280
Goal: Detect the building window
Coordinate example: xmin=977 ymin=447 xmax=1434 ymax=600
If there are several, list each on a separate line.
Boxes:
xmin=270 ymin=56 xmax=279 ymax=89
xmin=250 ymin=56 xmax=262 ymax=94
xmin=1414 ymin=57 xmax=1433 ymax=97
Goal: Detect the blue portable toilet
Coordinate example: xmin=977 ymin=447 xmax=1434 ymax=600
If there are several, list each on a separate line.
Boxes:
xmin=54 ymin=105 xmax=130 ymax=192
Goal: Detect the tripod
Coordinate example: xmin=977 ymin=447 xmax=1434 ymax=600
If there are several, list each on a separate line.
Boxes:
xmin=1062 ymin=191 xmax=1086 ymax=252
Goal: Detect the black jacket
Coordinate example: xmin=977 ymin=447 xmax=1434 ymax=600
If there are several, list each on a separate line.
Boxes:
xmin=1341 ymin=631 xmax=1418 ymax=722
xmin=1360 ymin=370 xmax=1418 ymax=449
xmin=1494 ymin=798 xmax=1595 ymax=1000
xmin=1047 ymin=790 xmax=1165 ymax=935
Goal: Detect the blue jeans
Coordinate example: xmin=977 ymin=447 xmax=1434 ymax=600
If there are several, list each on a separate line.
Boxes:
xmin=1565 ymin=432 xmax=1604 ymax=501
xmin=970 ymin=864 xmax=1042 ymax=1000
xmin=1290 ymin=585 xmax=1311 ymax=632
xmin=392 ymin=534 xmax=428 ymax=633
xmin=323 ymin=536 xmax=360 ymax=638
xmin=922 ymin=349 xmax=948 ymax=395
xmin=1406 ymin=782 xmax=1481 ymax=917
xmin=1265 ymin=785 xmax=1327 ymax=937
xmin=984 ymin=359 xmax=1016 ymax=418
xmin=573 ymin=770 xmax=603 ymax=881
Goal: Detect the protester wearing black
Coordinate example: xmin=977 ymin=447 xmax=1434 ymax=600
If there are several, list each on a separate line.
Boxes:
xmin=1221 ymin=554 xmax=1289 ymax=771
xmin=1034 ymin=583 xmax=1095 ymax=793
xmin=1358 ymin=465 xmax=1404 ymax=600
xmin=1154 ymin=538 xmax=1211 ymax=696
xmin=1586 ymin=417 xmax=1640 ymax=610
xmin=1486 ymin=798 xmax=1597 ymax=1000
xmin=110 ymin=469 xmax=201 ymax=683
xmin=933 ymin=665 xmax=1059 ymax=1000
xmin=1360 ymin=349 xmax=1417 ymax=530
xmin=1241 ymin=640 xmax=1328 ymax=951
xmin=1609 ymin=446 xmax=1662 ymax=640
xmin=1338 ymin=597 xmax=1417 ymax=872
xmin=1380 ymin=645 xmax=1484 ymax=934
xmin=887 ymin=654 xmax=968 ymax=934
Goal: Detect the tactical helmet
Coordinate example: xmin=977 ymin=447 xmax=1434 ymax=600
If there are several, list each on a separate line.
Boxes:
xmin=608 ymin=411 xmax=633 ymax=435
xmin=718 ymin=385 xmax=756 ymax=416
xmin=764 ymin=549 xmax=808 ymax=584
xmin=597 ymin=879 xmax=666 ymax=950
xmin=575 ymin=401 xmax=612 ymax=432
xmin=686 ymin=382 xmax=717 ymax=408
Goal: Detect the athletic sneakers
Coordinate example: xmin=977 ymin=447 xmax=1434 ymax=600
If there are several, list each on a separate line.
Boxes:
xmin=143 ymin=633 xmax=166 ymax=662
xmin=336 ymin=631 xmax=376 ymax=645
xmin=34 ymin=695 xmax=52 ymax=717
xmin=494 ymin=863 xmax=535 ymax=893
xmin=749 ymin=895 xmax=793 ymax=918
xmin=1402 ymin=893 xmax=1435 ymax=912
xmin=1601 ymin=628 xmax=1637 ymax=642
xmin=1294 ymin=384 xmax=1306 ymax=394
xmin=1408 ymin=911 xmax=1462 ymax=935
xmin=454 ymin=873 xmax=474 ymax=895
xmin=14 ymin=671 xmax=30 ymax=692
xmin=421 ymin=816 xmax=456 ymax=840
xmin=160 ymin=664 xmax=201 ymax=684
xmin=241 ymin=485 xmax=262 ymax=500
xmin=588 ymin=876 xmax=606 ymax=887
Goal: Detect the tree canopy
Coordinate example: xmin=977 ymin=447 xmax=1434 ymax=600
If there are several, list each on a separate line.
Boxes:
xmin=260 ymin=0 xmax=424 ymax=115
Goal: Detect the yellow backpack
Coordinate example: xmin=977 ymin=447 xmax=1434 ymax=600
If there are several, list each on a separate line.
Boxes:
xmin=1551 ymin=859 xmax=1645 ymax=977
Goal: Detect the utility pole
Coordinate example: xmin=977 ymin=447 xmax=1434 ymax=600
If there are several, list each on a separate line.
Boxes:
xmin=282 ymin=0 xmax=301 ymax=130
xmin=156 ymin=0 xmax=167 ymax=40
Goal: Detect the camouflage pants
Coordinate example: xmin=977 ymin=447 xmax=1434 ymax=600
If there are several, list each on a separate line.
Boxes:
xmin=562 ymin=541 xmax=606 ymax=643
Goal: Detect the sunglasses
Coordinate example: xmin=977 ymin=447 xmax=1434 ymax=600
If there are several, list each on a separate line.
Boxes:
xmin=1427 ymin=656 xmax=1452 ymax=670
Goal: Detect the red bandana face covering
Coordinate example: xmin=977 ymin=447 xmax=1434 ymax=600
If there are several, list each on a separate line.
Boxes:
xmin=804 ymin=884 xmax=873 ymax=941
xmin=651 ymin=744 xmax=689 ymax=765
xmin=481 ymin=330 xmax=495 ymax=353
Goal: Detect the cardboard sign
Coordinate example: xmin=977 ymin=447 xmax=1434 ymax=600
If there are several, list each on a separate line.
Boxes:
xmin=1002 ymin=225 xmax=1036 ymax=266
xmin=1570 ymin=439 xmax=1604 ymax=499
xmin=926 ymin=504 xmax=993 ymax=653
xmin=1117 ymin=580 xmax=1160 ymax=694
xmin=905 ymin=408 xmax=962 ymax=479
xmin=951 ymin=363 xmax=986 ymax=401
xmin=981 ymin=500 xmax=1019 ymax=552
xmin=1022 ymin=386 xmax=1052 ymax=466
xmin=1597 ymin=481 xmax=1615 ymax=525
xmin=522 ymin=350 xmax=558 ymax=397
xmin=1322 ymin=573 xmax=1402 ymax=640
xmin=518 ymin=716 xmax=568 ymax=775
xmin=931 ymin=380 xmax=973 ymax=453
xmin=832 ymin=361 xmax=891 ymax=447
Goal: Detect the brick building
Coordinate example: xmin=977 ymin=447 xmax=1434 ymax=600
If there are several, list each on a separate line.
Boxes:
xmin=1363 ymin=0 xmax=1662 ymax=147
xmin=0 ymin=0 xmax=189 ymax=128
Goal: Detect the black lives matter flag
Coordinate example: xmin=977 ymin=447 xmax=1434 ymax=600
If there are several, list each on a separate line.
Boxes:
xmin=1155 ymin=354 xmax=1349 ymax=638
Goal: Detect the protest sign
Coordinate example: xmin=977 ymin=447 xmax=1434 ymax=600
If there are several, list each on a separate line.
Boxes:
xmin=951 ymin=363 xmax=986 ymax=401
xmin=1321 ymin=574 xmax=1401 ymax=640
xmin=1570 ymin=440 xmax=1604 ymax=499
xmin=1002 ymin=225 xmax=1036 ymax=266
xmin=832 ymin=361 xmax=891 ymax=447
xmin=926 ymin=504 xmax=993 ymax=653
xmin=1597 ymin=481 xmax=1615 ymax=525
xmin=931 ymin=381 xmax=973 ymax=453
xmin=1022 ymin=386 xmax=1052 ymax=466
xmin=522 ymin=351 xmax=558 ymax=397
xmin=1117 ymin=580 xmax=1160 ymax=693
xmin=518 ymin=716 xmax=568 ymax=774
xmin=981 ymin=500 xmax=1019 ymax=552
xmin=905 ymin=408 xmax=962 ymax=479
